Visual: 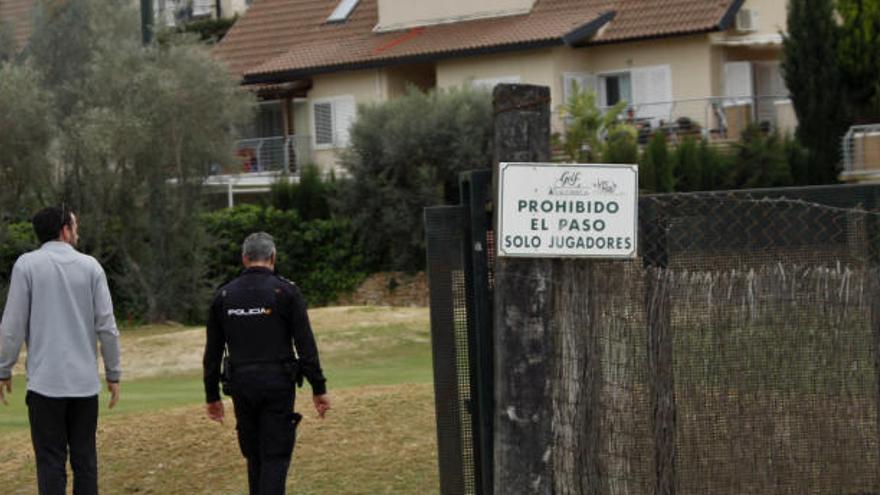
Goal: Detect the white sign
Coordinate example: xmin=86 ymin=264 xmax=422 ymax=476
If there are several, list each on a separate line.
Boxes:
xmin=497 ymin=162 xmax=638 ymax=258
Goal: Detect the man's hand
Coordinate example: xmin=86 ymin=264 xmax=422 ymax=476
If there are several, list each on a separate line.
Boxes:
xmin=206 ymin=401 xmax=225 ymax=424
xmin=0 ymin=378 xmax=10 ymax=406
xmin=313 ymin=394 xmax=331 ymax=419
xmin=107 ymin=381 xmax=120 ymax=409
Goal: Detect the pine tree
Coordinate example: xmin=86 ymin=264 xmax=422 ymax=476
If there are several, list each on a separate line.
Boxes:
xmin=782 ymin=0 xmax=851 ymax=184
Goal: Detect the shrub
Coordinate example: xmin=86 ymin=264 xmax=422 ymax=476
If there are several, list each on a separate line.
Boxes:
xmin=602 ymin=127 xmax=639 ymax=164
xmin=640 ymin=133 xmax=675 ymax=193
xmin=268 ymin=165 xmax=335 ymax=220
xmin=203 ymin=205 xmax=365 ymax=306
xmin=728 ymin=125 xmax=793 ymax=189
xmin=338 ymin=86 xmax=493 ymax=271
xmin=558 ymin=83 xmax=636 ymax=163
xmin=0 ymin=222 xmax=38 ymax=300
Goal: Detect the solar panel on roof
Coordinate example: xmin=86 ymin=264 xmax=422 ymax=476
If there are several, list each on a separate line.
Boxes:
xmin=327 ymin=0 xmax=360 ymax=23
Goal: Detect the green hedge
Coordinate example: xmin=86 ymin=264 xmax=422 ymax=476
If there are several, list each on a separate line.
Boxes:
xmin=203 ymin=205 xmax=365 ymax=307
xmin=0 ymin=222 xmax=38 ymax=300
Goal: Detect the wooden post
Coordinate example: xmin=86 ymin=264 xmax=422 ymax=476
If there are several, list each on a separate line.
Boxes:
xmin=493 ymin=84 xmax=554 ymax=494
xmin=492 ymin=84 xmax=603 ymax=494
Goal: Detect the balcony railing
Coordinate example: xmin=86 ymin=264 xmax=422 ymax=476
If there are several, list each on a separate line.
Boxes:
xmin=842 ymin=124 xmax=880 ymax=179
xmin=218 ymin=135 xmax=312 ymax=175
xmin=557 ymin=95 xmax=795 ymax=145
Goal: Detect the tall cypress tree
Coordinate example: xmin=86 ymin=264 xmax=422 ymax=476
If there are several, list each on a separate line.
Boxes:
xmin=837 ymin=0 xmax=880 ymax=122
xmin=782 ymin=0 xmax=851 ymax=184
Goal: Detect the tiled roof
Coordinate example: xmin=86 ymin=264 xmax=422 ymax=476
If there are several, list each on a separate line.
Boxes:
xmin=214 ymin=0 xmax=740 ymax=84
xmin=0 ymin=0 xmax=36 ymax=50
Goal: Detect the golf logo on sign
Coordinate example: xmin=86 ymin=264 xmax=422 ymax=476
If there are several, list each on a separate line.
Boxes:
xmin=497 ymin=162 xmax=638 ymax=258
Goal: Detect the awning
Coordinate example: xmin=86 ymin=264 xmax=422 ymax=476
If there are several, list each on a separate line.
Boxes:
xmin=713 ymin=33 xmax=783 ymax=47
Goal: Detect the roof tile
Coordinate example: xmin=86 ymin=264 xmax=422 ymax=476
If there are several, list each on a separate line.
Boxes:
xmin=216 ymin=0 xmax=737 ymax=83
xmin=0 ymin=0 xmax=36 ymax=50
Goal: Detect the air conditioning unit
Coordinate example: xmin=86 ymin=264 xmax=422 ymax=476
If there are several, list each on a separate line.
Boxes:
xmin=735 ymin=8 xmax=759 ymax=33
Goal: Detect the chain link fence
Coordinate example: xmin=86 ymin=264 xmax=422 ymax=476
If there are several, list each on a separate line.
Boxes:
xmin=546 ymin=185 xmax=880 ymax=494
xmin=430 ymin=182 xmax=880 ymax=494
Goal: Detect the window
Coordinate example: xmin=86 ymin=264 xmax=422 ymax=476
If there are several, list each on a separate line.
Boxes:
xmin=597 ymin=65 xmax=671 ymax=124
xmin=312 ymin=96 xmax=356 ymax=149
xmin=327 ymin=0 xmax=360 ymax=23
xmin=724 ymin=61 xmax=753 ymax=106
xmin=599 ymin=73 xmax=632 ymax=107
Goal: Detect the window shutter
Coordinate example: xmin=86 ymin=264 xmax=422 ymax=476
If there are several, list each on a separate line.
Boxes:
xmin=562 ymin=72 xmax=596 ymax=106
xmin=332 ymin=96 xmax=357 ymax=147
xmin=192 ymin=0 xmax=214 ymax=16
xmin=632 ymin=65 xmax=672 ymax=124
xmin=724 ymin=61 xmax=753 ymax=106
xmin=314 ymin=102 xmax=334 ymax=146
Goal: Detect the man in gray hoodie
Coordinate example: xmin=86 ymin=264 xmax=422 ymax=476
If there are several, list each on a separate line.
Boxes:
xmin=0 ymin=205 xmax=121 ymax=495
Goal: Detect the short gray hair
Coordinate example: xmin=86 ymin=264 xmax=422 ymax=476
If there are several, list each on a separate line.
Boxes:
xmin=242 ymin=232 xmax=276 ymax=262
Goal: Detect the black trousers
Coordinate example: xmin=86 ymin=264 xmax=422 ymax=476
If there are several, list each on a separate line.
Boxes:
xmin=26 ymin=391 xmax=99 ymax=495
xmin=231 ymin=369 xmax=301 ymax=495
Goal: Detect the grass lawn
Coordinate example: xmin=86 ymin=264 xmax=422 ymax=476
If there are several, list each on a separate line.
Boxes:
xmin=0 ymin=306 xmax=439 ymax=494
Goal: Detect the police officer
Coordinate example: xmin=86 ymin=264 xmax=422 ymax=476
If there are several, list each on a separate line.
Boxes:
xmin=203 ymin=232 xmax=331 ymax=495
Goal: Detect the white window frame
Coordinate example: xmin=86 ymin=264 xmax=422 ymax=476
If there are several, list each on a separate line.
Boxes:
xmin=311 ymin=95 xmax=356 ymax=150
xmin=724 ymin=61 xmax=754 ymax=107
xmin=596 ymin=71 xmax=633 ymax=108
xmin=596 ymin=65 xmax=672 ymax=124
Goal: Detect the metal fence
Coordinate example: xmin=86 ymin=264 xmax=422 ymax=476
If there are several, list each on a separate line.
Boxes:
xmin=229 ymin=135 xmax=312 ymax=175
xmin=554 ymin=95 xmax=795 ymax=148
xmin=842 ymin=124 xmax=880 ymax=181
xmin=428 ymin=181 xmax=880 ymax=494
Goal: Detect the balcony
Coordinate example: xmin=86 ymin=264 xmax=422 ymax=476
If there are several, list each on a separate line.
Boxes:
xmin=206 ymin=135 xmax=311 ymax=176
xmin=592 ymin=95 xmax=796 ymax=145
xmin=841 ymin=124 xmax=880 ymax=183
xmin=204 ymin=135 xmax=312 ymax=206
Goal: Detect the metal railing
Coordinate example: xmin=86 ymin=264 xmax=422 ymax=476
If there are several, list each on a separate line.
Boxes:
xmin=842 ymin=124 xmax=880 ymax=176
xmin=557 ymin=95 xmax=795 ymax=145
xmin=229 ymin=135 xmax=312 ymax=175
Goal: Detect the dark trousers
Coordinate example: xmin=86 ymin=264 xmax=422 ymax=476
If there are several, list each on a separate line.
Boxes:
xmin=26 ymin=391 xmax=99 ymax=495
xmin=231 ymin=370 xmax=300 ymax=495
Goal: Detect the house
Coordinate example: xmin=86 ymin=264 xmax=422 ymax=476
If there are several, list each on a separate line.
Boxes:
xmin=152 ymin=0 xmax=252 ymax=27
xmin=0 ymin=0 xmax=35 ymax=50
xmin=213 ymin=0 xmax=793 ymax=183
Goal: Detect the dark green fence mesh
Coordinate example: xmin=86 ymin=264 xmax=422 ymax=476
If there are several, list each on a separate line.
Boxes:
xmin=430 ymin=183 xmax=880 ymax=494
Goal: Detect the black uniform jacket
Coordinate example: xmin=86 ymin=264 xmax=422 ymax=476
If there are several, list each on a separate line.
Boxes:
xmin=203 ymin=267 xmax=327 ymax=403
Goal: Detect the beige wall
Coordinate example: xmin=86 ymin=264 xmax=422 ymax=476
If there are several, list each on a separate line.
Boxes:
xmin=578 ymin=35 xmax=713 ymax=100
xmin=436 ymin=47 xmax=556 ymax=91
xmin=220 ymin=0 xmax=251 ymax=17
xmin=435 ymin=36 xmax=713 ymax=131
xmin=743 ymin=0 xmax=787 ymax=37
xmin=306 ymin=69 xmax=388 ymax=174
xmin=377 ymin=0 xmax=535 ymax=31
